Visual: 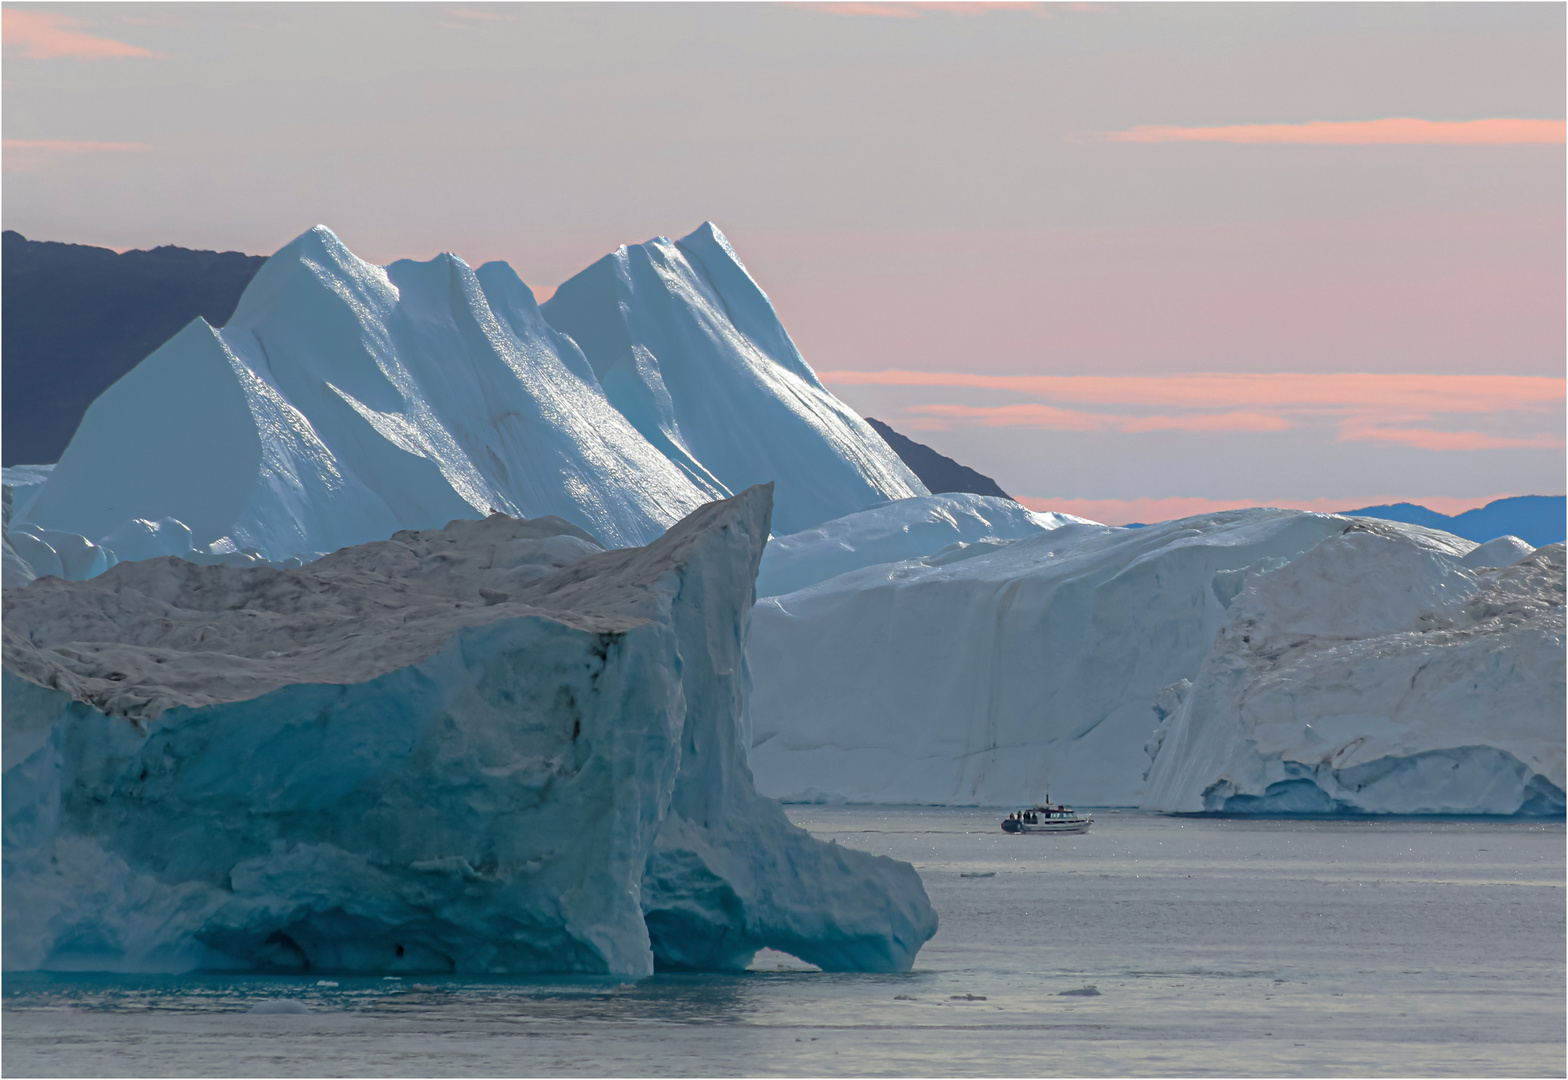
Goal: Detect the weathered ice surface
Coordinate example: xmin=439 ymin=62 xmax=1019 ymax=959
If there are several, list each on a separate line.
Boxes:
xmin=756 ymin=493 xmax=1094 ymax=598
xmin=1142 ymin=536 xmax=1565 ymax=815
xmin=2 ymin=486 xmax=936 ymax=975
xmin=17 ymin=223 xmax=921 ymax=569
xmin=747 ymin=509 xmax=1544 ymax=808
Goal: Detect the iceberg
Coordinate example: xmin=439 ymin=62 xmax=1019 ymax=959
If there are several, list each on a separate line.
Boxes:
xmin=16 ymin=223 xmax=923 ymax=570
xmin=1142 ymin=534 xmax=1565 ymax=816
xmin=2 ymin=485 xmax=937 ymax=975
xmin=746 ymin=507 xmax=1561 ymax=812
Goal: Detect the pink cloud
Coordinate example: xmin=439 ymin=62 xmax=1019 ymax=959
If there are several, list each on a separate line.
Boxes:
xmin=795 ymin=1 xmax=1036 ymax=17
xmin=1013 ymin=494 xmax=1541 ymax=527
xmin=3 ymin=139 xmax=146 ymax=153
xmin=819 ymin=370 xmax=1565 ymax=414
xmin=1101 ymin=118 xmax=1566 ymax=146
xmin=909 ymin=403 xmax=1293 ymax=434
xmin=2 ymin=10 xmax=162 ymax=60
xmin=910 ymin=403 xmax=1113 ymax=431
xmin=3 ymin=139 xmax=148 ymax=173
xmin=1121 ymin=411 xmax=1290 ymax=434
xmin=831 ymin=370 xmax=1563 ymax=451
xmin=1337 ymin=422 xmax=1566 ymax=452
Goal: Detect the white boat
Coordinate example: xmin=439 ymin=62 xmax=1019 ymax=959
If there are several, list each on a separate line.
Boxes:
xmin=1000 ymin=803 xmax=1092 ymax=835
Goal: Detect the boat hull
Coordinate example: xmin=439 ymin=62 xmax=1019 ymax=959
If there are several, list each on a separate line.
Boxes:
xmin=1000 ymin=815 xmax=1092 ymax=835
xmin=1006 ymin=820 xmax=1090 ymax=835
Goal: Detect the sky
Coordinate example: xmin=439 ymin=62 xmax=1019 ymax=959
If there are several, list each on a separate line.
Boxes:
xmin=3 ymin=1 xmax=1563 ymax=523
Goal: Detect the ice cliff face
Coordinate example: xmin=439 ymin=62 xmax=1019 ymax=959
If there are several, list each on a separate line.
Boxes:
xmin=2 ymin=485 xmax=937 ymax=975
xmin=747 ymin=508 xmax=1563 ymax=814
xmin=1142 ymin=534 xmax=1565 ymax=816
xmin=16 ymin=223 xmax=922 ymax=568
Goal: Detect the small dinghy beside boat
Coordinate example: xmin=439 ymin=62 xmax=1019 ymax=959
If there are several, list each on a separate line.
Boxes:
xmin=1000 ymin=803 xmax=1092 ymax=835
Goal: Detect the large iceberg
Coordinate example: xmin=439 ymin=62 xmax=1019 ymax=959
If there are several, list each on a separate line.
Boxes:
xmin=1142 ymin=534 xmax=1565 ymax=816
xmin=2 ymin=485 xmax=937 ymax=975
xmin=747 ymin=508 xmax=1564 ymax=813
xmin=15 ymin=223 xmax=923 ymax=568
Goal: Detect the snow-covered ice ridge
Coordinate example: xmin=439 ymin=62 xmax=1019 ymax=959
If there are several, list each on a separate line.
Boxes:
xmin=748 ymin=506 xmax=1564 ymax=816
xmin=755 ymin=491 xmax=1094 ymax=598
xmin=11 ymin=222 xmax=923 ymax=573
xmin=2 ymin=485 xmax=938 ymax=975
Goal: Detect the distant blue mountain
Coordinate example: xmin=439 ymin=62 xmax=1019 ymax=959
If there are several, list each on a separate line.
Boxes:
xmin=1343 ymin=495 xmax=1566 ymax=547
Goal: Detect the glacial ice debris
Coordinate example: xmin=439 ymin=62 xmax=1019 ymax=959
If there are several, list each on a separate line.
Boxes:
xmin=1 ymin=485 xmax=937 ymax=975
xmin=1141 ymin=535 xmax=1566 ymax=816
xmin=16 ymin=222 xmax=922 ymax=572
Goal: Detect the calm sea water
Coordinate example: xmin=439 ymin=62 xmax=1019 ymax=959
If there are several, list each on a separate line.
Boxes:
xmin=5 ymin=808 xmax=1563 ymax=1077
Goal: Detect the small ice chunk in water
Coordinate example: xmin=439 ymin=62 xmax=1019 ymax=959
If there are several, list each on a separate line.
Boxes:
xmin=1059 ymin=985 xmax=1100 ymax=996
xmin=248 ymin=999 xmax=311 ymax=1014
xmin=316 ymin=980 xmax=338 ymax=987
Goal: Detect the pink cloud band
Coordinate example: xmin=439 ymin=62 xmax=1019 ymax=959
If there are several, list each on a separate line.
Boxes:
xmin=3 ymin=139 xmax=148 ymax=174
xmin=909 ymin=403 xmax=1291 ymax=434
xmin=1336 ymin=420 xmax=1565 ymax=452
xmin=3 ymin=140 xmax=147 ymax=153
xmin=795 ymin=1 xmax=1036 ymax=18
xmin=1101 ymin=118 xmax=1566 ymax=146
xmin=819 ymin=370 xmax=1564 ymax=414
xmin=825 ymin=369 xmax=1565 ymax=452
xmin=2 ymin=10 xmax=161 ymax=61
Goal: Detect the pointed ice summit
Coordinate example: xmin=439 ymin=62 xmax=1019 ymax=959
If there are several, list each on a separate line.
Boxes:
xmin=17 ymin=224 xmax=924 ymax=567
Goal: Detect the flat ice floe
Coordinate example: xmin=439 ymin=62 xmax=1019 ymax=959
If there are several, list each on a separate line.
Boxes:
xmin=2 ymin=486 xmax=937 ymax=975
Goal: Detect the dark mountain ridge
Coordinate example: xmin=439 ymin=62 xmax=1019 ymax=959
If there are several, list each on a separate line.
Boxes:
xmin=1342 ymin=495 xmax=1565 ymax=547
xmin=2 ymin=230 xmax=266 ymax=465
xmin=865 ymin=417 xmax=1011 ymax=500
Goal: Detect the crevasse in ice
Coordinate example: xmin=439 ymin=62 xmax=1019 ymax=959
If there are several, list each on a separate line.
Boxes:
xmin=1 ymin=485 xmax=938 ymax=975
